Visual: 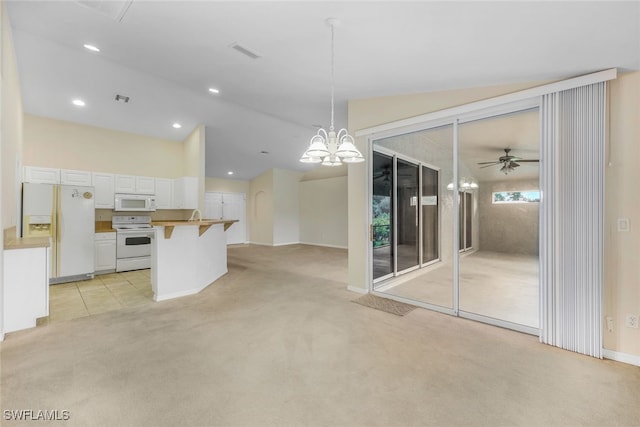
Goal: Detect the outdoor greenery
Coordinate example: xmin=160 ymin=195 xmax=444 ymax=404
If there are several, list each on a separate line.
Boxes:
xmin=372 ymin=196 xmax=391 ymax=247
xmin=493 ymin=190 xmax=540 ymax=203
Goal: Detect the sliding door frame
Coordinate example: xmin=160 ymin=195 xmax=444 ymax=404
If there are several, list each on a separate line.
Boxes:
xmin=363 ymin=68 xmax=616 ymax=341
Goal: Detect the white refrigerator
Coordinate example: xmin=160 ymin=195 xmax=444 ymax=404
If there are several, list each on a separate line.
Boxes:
xmin=22 ymin=183 xmax=95 ymax=284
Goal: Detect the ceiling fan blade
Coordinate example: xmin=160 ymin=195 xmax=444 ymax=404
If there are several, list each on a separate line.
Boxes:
xmin=515 ymin=159 xmax=539 ymax=163
xmin=477 ymin=161 xmax=502 ymax=165
xmin=479 ymin=164 xmax=500 ymax=169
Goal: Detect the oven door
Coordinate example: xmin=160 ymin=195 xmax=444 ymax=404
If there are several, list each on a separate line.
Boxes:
xmin=116 ymin=229 xmax=155 ymax=259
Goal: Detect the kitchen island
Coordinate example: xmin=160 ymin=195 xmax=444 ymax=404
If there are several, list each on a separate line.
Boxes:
xmin=151 ymin=220 xmax=237 ymax=301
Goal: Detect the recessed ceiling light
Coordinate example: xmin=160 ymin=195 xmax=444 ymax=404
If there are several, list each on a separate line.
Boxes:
xmin=72 ymin=99 xmax=86 ymax=107
xmin=208 ymin=88 xmax=220 ymax=94
xmin=172 ymin=123 xmax=182 ymax=129
xmin=83 ymin=44 xmax=100 ymax=52
xmin=227 ymin=171 xmax=234 ymax=175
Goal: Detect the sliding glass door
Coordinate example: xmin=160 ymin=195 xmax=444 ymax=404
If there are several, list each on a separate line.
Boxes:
xmin=372 ymin=125 xmax=453 ymax=310
xmin=396 ymin=159 xmax=419 ymax=273
xmin=372 ymin=152 xmax=394 ymax=281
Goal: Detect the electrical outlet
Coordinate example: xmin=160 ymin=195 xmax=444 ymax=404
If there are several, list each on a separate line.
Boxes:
xmin=606 ymin=316 xmax=614 ymax=333
xmin=625 ymin=314 xmax=639 ymax=329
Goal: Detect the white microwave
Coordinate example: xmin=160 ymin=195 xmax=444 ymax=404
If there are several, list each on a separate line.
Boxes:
xmin=114 ymin=194 xmax=157 ymax=212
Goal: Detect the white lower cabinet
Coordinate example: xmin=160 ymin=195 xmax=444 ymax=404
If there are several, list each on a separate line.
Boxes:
xmin=3 ymin=246 xmax=50 ymax=333
xmin=95 ymin=232 xmax=116 ymax=273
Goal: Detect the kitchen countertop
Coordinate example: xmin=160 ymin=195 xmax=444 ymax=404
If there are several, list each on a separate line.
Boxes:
xmin=152 ymin=219 xmax=238 ymax=239
xmin=95 ymin=221 xmax=116 ymax=233
xmin=3 ymin=226 xmax=50 ymax=250
xmin=151 ymin=219 xmax=237 ymax=227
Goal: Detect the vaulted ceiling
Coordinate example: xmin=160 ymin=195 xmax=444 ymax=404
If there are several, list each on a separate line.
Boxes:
xmin=7 ymin=1 xmax=640 ymax=180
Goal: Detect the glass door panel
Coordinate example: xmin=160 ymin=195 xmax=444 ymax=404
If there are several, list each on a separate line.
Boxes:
xmin=372 ymin=151 xmax=394 ymax=282
xmin=396 ymin=159 xmax=419 ymax=272
xmin=458 ymin=109 xmax=540 ymax=328
xmin=373 ymin=125 xmax=454 ymax=310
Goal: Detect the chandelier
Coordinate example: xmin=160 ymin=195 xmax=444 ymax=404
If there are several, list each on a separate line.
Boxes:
xmin=300 ymin=18 xmax=364 ymax=166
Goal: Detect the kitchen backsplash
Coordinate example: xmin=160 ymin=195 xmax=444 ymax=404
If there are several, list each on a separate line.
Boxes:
xmin=95 ymin=209 xmax=193 ymax=222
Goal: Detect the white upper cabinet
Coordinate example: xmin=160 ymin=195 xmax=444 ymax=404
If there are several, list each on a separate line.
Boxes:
xmin=135 ymin=176 xmax=156 ymax=194
xmin=115 ymin=174 xmax=155 ymax=194
xmin=115 ymin=174 xmax=136 ymax=193
xmin=23 ymin=166 xmax=60 ymax=184
xmin=92 ymin=173 xmax=115 ymax=209
xmin=173 ymin=177 xmax=198 ymax=209
xmin=60 ymin=169 xmax=92 ymax=186
xmin=155 ymin=178 xmax=173 ymax=209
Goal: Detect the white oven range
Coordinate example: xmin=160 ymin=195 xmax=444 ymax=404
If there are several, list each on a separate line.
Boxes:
xmin=112 ymin=216 xmax=155 ymax=272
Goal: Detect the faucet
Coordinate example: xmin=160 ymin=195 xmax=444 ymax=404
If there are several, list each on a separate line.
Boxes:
xmin=188 ymin=209 xmax=202 ymax=222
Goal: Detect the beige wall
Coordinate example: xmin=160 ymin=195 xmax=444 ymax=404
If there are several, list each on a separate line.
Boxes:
xmin=1 ymin=2 xmax=23 ymax=230
xmin=23 ymin=114 xmax=185 ymax=177
xmin=205 ymin=177 xmax=250 ymax=194
xmin=478 ymin=179 xmax=539 ymax=256
xmin=604 ymin=71 xmax=640 ymax=357
xmin=349 ymin=75 xmax=640 ymax=359
xmin=299 ymin=176 xmax=348 ymax=248
xmin=273 ymin=169 xmax=302 ymax=246
xmin=248 ymin=169 xmax=274 ymax=245
xmin=183 ymin=125 xmax=206 ymax=211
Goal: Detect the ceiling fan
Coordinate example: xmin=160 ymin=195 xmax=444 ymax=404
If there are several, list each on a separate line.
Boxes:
xmin=373 ymin=165 xmax=414 ymax=182
xmin=373 ymin=166 xmax=391 ymax=182
xmin=477 ymin=148 xmax=539 ymax=175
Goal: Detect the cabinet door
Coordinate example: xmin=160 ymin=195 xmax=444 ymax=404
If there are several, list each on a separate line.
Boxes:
xmin=3 ymin=247 xmax=49 ymax=332
xmin=23 ymin=166 xmax=60 ymax=184
xmin=61 ymin=169 xmax=92 ymax=186
xmin=93 ymin=173 xmax=115 ymax=209
xmin=115 ymin=174 xmax=136 ymax=193
xmin=95 ymin=238 xmax=116 ymax=271
xmin=135 ymin=176 xmax=156 ymax=194
xmin=173 ymin=177 xmax=198 ymax=209
xmin=155 ymin=178 xmax=173 ymax=209
xmin=205 ymin=192 xmax=223 ymax=219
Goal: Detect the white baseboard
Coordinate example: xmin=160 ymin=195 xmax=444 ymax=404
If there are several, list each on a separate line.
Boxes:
xmin=299 ymin=241 xmax=348 ymax=249
xmin=273 ymin=241 xmax=300 ymax=247
xmin=347 ymin=285 xmax=368 ymax=294
xmin=248 ymin=241 xmax=273 ymax=246
xmin=602 ymin=349 xmax=640 ymax=367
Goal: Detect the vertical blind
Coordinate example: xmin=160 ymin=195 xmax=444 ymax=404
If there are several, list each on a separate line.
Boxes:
xmin=540 ymin=82 xmax=606 ymax=358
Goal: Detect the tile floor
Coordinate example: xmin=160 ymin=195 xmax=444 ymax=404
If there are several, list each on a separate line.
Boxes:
xmin=41 ymin=269 xmax=154 ymax=325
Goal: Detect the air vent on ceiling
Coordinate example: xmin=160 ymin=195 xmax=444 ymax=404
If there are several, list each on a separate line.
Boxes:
xmin=76 ymin=0 xmax=133 ymax=22
xmin=114 ymin=94 xmax=130 ymax=103
xmin=229 ymin=42 xmax=262 ymax=60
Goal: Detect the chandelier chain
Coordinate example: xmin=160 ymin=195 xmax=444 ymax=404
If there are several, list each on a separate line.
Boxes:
xmin=330 ymin=22 xmax=335 ymax=132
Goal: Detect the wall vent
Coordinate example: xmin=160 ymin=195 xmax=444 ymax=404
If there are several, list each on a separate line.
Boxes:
xmin=114 ymin=94 xmax=130 ymax=103
xmin=229 ymin=42 xmax=261 ymax=60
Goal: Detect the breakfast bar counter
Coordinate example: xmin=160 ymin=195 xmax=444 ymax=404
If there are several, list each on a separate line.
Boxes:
xmin=151 ymin=220 xmax=237 ymax=301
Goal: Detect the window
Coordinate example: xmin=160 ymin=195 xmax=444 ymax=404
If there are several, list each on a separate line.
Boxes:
xmin=492 ymin=190 xmax=540 ymax=204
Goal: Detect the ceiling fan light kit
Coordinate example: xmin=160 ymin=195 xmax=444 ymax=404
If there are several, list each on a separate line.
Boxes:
xmin=447 ymin=178 xmax=478 ymax=191
xmin=300 ymin=18 xmax=364 ymax=166
xmin=477 ymin=148 xmax=539 ymax=175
